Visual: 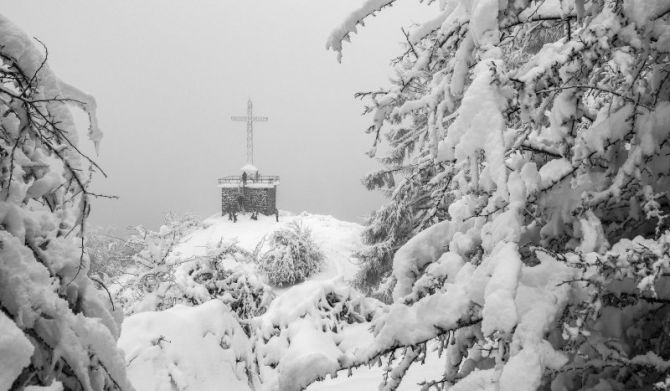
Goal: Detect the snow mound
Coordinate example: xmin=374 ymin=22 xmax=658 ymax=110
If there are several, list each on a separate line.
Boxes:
xmin=118 ymin=300 xmax=258 ymax=391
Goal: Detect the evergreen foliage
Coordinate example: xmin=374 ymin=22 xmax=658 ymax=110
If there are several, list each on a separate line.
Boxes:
xmin=319 ymin=0 xmax=670 ymax=389
xmin=258 ymin=221 xmax=324 ymax=287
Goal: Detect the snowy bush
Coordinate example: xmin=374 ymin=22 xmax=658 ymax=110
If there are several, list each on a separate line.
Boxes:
xmin=207 ymin=269 xmax=274 ymax=320
xmin=258 ymin=221 xmax=324 ymax=287
xmin=86 ymin=226 xmax=142 ymax=282
xmin=119 ymin=300 xmax=262 ymax=391
xmin=113 ymin=218 xmax=276 ymax=323
xmin=112 ymin=213 xmax=203 ymax=313
xmin=278 ymin=1 xmax=670 ymax=390
xmin=0 ymin=14 xmax=132 ymax=390
xmin=252 ymin=280 xmax=384 ymax=390
xmin=177 ymin=242 xmax=275 ymax=321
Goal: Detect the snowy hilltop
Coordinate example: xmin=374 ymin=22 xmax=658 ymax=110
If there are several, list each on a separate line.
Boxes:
xmin=3 ymin=1 xmax=670 ymax=390
xmin=111 ymin=212 xmax=363 ymax=390
xmin=174 ymin=212 xmax=362 ymax=283
xmin=110 ymin=212 xmax=457 ymax=391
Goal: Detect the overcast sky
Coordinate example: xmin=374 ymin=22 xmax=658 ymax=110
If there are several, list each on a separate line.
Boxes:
xmin=3 ymin=1 xmax=433 ymax=229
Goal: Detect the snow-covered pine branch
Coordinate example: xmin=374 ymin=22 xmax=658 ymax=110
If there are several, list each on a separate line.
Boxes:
xmin=326 ymin=0 xmax=398 ymax=63
xmin=312 ymin=0 xmax=670 ymax=390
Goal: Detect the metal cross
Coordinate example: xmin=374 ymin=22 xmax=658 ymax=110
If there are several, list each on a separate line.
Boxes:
xmin=231 ymin=99 xmax=268 ymax=165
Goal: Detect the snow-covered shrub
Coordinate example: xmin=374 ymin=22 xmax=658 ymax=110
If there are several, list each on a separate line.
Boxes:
xmin=119 ymin=300 xmax=262 ymax=391
xmin=0 ymin=14 xmax=132 ymax=390
xmin=86 ymin=226 xmax=142 ymax=282
xmin=114 ymin=221 xmax=276 ymax=323
xmin=258 ymin=221 xmax=324 ymax=287
xmin=283 ymin=1 xmax=670 ymax=390
xmin=252 ymin=280 xmax=384 ymax=390
xmin=112 ymin=213 xmax=203 ymax=313
xmin=177 ymin=242 xmax=275 ymax=321
xmin=207 ymin=269 xmax=274 ymax=320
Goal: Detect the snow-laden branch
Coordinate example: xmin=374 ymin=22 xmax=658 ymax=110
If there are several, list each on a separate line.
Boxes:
xmin=0 ymin=12 xmax=129 ymax=391
xmin=0 ymin=14 xmax=103 ymax=155
xmin=326 ymin=0 xmax=397 ymax=62
xmin=322 ymin=0 xmax=670 ymax=390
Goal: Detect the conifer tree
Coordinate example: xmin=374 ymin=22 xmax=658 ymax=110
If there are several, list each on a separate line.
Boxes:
xmin=307 ymin=0 xmax=670 ymax=389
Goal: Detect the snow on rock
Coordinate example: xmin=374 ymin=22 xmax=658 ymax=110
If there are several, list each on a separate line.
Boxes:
xmin=0 ymin=310 xmax=33 ymax=391
xmin=118 ymin=300 xmax=257 ymax=391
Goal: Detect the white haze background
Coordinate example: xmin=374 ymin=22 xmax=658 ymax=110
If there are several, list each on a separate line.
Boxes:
xmin=1 ymin=0 xmax=434 ymax=229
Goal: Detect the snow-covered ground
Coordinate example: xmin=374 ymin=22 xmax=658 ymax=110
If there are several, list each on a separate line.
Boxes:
xmin=119 ymin=300 xmax=254 ymax=391
xmin=307 ymin=349 xmax=445 ymax=391
xmin=117 ymin=212 xmax=446 ymax=391
xmin=115 ymin=212 xmax=425 ymax=390
xmin=173 ymin=211 xmax=363 ymax=283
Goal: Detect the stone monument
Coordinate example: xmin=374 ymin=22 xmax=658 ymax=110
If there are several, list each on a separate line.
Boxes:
xmin=218 ymin=99 xmax=279 ymax=216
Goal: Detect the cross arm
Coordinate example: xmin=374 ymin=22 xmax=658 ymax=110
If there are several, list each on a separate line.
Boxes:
xmin=252 ymin=116 xmax=268 ymax=122
xmin=231 ymin=116 xmax=249 ymax=121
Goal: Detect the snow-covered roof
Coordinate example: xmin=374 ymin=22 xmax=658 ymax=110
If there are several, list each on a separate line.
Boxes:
xmin=241 ymin=164 xmax=258 ymax=173
xmin=217 ymin=182 xmax=279 ymax=189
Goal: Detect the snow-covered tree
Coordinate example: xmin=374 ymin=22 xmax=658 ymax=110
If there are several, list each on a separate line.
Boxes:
xmin=0 ymin=14 xmax=132 ymax=391
xmin=258 ymin=221 xmax=324 ymax=287
xmin=86 ymin=227 xmax=141 ymax=282
xmin=305 ymin=0 xmax=670 ymax=390
xmin=111 ymin=213 xmax=203 ymax=313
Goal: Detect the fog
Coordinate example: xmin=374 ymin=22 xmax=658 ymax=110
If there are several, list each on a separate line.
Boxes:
xmin=3 ymin=1 xmax=433 ymax=229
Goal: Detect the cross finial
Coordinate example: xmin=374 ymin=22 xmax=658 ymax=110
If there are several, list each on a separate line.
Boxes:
xmin=231 ymin=99 xmax=268 ymax=165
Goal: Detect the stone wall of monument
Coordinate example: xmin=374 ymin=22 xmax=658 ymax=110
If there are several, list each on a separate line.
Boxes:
xmin=221 ymin=187 xmax=242 ymax=214
xmin=221 ymin=186 xmax=277 ymax=216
